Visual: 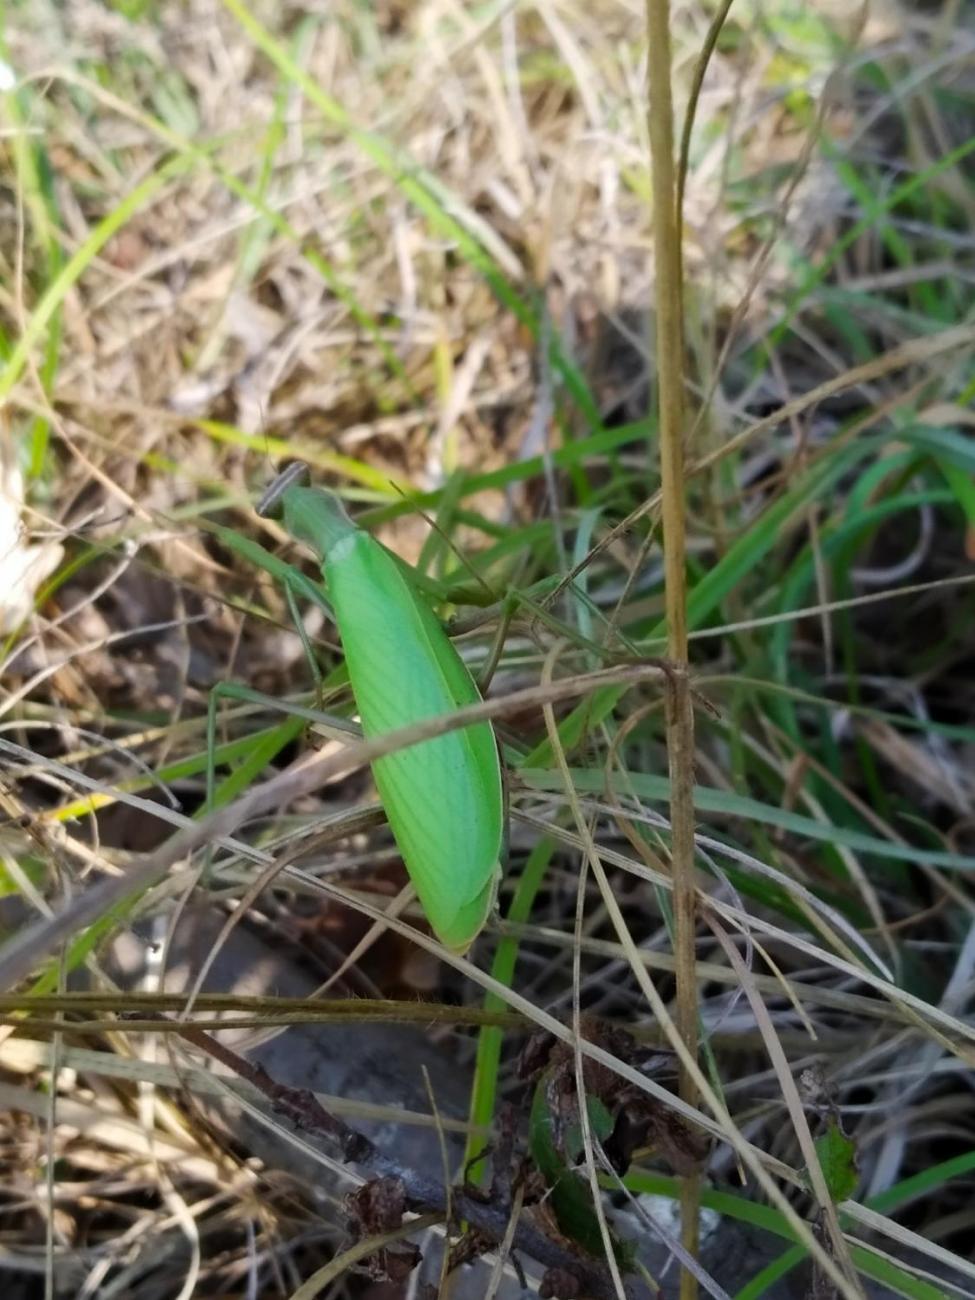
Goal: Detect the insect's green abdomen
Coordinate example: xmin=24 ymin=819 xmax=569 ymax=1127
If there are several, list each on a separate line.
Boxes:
xmin=324 ymin=530 xmax=503 ymax=953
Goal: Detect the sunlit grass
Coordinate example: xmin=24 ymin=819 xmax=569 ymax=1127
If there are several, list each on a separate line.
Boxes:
xmin=0 ymin=0 xmax=973 ymax=1296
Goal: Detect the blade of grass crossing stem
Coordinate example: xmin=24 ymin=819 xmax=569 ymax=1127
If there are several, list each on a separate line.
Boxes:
xmin=206 ymin=689 xmax=307 ymax=814
xmin=290 ymin=1215 xmax=443 ymax=1300
xmin=202 ymin=685 xmax=308 ymax=875
xmin=625 ymin=1159 xmax=975 ymax=1299
xmin=47 ymin=723 xmax=312 ymax=825
xmin=645 ymin=1 xmax=699 ymax=1292
xmin=464 ymin=837 xmax=555 ymax=1184
xmin=27 ymin=899 xmax=137 ymax=999
xmin=870 ymin=1148 xmax=975 ymax=1213
xmin=519 ymin=766 xmax=975 ymax=871
xmin=519 ymin=434 xmax=880 ymax=768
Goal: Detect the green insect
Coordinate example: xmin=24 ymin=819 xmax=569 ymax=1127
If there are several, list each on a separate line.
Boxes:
xmin=258 ymin=464 xmax=505 ymax=954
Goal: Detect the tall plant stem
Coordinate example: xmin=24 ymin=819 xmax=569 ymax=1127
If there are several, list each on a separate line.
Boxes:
xmin=645 ymin=4 xmax=700 ymax=1298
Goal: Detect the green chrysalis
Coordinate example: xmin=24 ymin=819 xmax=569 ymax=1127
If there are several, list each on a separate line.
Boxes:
xmin=259 ymin=467 xmax=504 ymax=953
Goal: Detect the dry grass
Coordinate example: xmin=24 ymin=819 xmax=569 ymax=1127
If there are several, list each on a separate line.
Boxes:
xmin=1 ymin=1 xmax=974 ymax=1297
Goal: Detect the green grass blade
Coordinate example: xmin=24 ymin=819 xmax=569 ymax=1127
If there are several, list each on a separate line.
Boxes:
xmin=464 ymin=837 xmax=555 ymax=1183
xmin=520 ymin=434 xmax=876 ymax=767
xmin=0 ymin=155 xmax=187 ymax=405
xmin=766 ymin=132 xmax=975 ymax=351
xmin=520 ymin=767 xmax=975 ymax=871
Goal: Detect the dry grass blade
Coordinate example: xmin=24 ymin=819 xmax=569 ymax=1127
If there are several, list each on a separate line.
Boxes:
xmin=552 ymin=322 xmax=975 ymax=594
xmin=644 ymin=2 xmax=700 ymax=1292
xmin=709 ymin=919 xmax=863 ymax=1294
xmin=4 ymin=4 xmax=973 ymax=1293
xmin=287 ymin=1214 xmax=443 ymax=1300
xmin=541 ymin=644 xmax=629 ymax=1300
xmin=0 ymin=662 xmax=671 ymax=990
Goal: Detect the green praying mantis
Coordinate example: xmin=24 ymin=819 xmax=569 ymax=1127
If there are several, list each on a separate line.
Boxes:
xmin=204 ymin=463 xmax=611 ymax=953
xmin=258 ymin=463 xmax=505 ymax=952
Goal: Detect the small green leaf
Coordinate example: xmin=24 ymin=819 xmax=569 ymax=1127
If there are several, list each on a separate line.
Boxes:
xmin=528 ymin=1073 xmax=633 ymax=1266
xmin=811 ymin=1119 xmax=858 ymax=1203
xmin=563 ymin=1094 xmax=616 ymax=1166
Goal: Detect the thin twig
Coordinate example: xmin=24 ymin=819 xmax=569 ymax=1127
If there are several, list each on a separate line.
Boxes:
xmin=645 ymin=3 xmax=700 ymax=1296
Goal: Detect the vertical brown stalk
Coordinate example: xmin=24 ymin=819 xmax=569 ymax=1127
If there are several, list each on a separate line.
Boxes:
xmin=644 ymin=3 xmax=700 ymax=1298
